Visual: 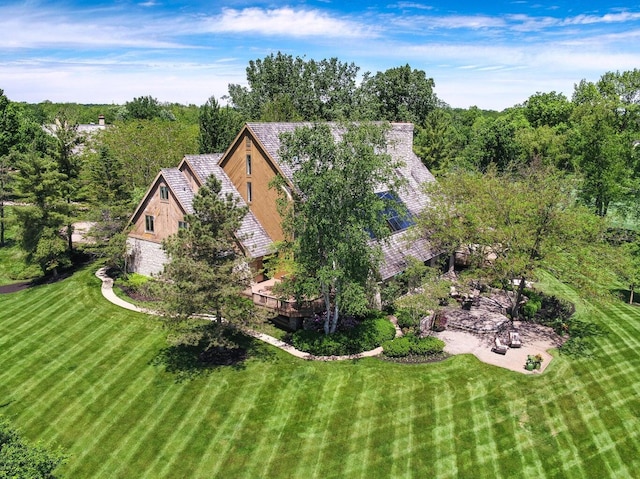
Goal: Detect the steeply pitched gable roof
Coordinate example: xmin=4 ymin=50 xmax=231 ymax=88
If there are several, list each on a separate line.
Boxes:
xmin=161 ymin=168 xmax=195 ymax=213
xmin=183 ymin=154 xmax=223 ymax=185
xmin=181 ymin=155 xmax=273 ymax=259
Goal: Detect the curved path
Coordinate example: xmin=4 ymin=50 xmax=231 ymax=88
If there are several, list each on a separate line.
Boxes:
xmin=95 ymin=268 xmax=385 ymax=361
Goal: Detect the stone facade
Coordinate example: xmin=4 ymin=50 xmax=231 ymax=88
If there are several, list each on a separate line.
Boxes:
xmin=126 ymin=237 xmax=167 ymax=277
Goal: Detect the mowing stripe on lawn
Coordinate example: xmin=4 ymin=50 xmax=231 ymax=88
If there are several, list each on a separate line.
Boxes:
xmin=238 ymin=368 xmax=311 ymax=478
xmin=0 ymin=291 xmax=86 ymax=364
xmin=95 ymin=379 xmax=185 ymax=479
xmin=153 ymin=373 xmax=238 ymax=478
xmin=62 ymin=367 xmax=161 ymax=477
xmin=1 ymin=309 xmax=138 ymax=407
xmin=291 ymin=372 xmax=347 ymax=478
xmin=431 ymin=382 xmax=457 ymax=478
xmin=338 ymin=372 xmax=375 ymax=478
xmin=170 ymin=367 xmax=273 ymax=479
xmin=388 ymin=381 xmax=416 ymax=479
xmin=0 ymin=310 xmax=116 ymax=391
xmin=12 ymin=317 xmax=153 ymax=434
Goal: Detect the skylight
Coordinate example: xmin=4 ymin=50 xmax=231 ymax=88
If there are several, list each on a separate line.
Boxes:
xmin=376 ymin=191 xmax=414 ymax=232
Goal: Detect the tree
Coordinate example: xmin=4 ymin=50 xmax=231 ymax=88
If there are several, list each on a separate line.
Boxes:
xmin=523 ymin=91 xmax=573 ymax=128
xmin=82 ymin=145 xmax=135 ymax=271
xmin=94 ymin=119 xmax=198 ymax=192
xmin=160 ymin=175 xmax=256 ymax=348
xmin=413 ymin=105 xmax=460 ymax=173
xmin=571 ymin=72 xmax=640 ymax=218
xmin=14 ymin=153 xmax=70 ymax=276
xmin=198 ymin=96 xmax=244 ymax=154
xmin=569 ymin=101 xmax=630 ymax=216
xmin=417 ymin=164 xmax=610 ymax=318
xmin=357 ymin=65 xmax=436 ymax=123
xmin=124 ymin=95 xmax=174 ymax=120
xmin=0 ymin=418 xmax=66 ymax=478
xmin=276 ymin=122 xmax=403 ymax=334
xmin=0 ymin=88 xmax=20 ymax=247
xmin=227 ymin=52 xmax=360 ymax=121
xmin=45 ymin=112 xmax=83 ymax=251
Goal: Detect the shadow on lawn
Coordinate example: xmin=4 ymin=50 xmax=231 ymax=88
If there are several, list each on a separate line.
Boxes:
xmin=150 ymin=331 xmax=278 ymax=383
xmin=611 ymin=288 xmax=639 ymax=306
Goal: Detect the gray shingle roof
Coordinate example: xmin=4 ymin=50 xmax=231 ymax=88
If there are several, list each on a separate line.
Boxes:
xmin=161 ymin=168 xmax=195 ymax=213
xmin=183 ymin=154 xmax=223 ymax=184
xmin=180 ymin=156 xmax=273 ymax=259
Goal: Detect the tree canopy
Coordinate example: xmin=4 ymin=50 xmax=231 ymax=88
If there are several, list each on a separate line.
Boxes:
xmin=276 ymin=122 xmax=403 ymax=333
xmin=417 ymin=164 xmax=611 ymax=317
xmin=160 ymin=175 xmax=257 ymax=348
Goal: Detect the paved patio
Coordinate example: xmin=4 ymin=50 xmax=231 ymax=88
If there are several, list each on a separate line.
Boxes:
xmin=433 ymin=321 xmax=565 ymax=374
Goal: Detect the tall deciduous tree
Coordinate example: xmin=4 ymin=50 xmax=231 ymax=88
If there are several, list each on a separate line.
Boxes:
xmin=357 ymin=65 xmax=436 ymax=123
xmin=417 ymin=164 xmax=609 ymax=318
xmin=227 ymin=52 xmax=360 ymax=121
xmin=160 ymin=175 xmax=255 ymax=348
xmin=276 ymin=122 xmax=402 ymax=334
xmin=94 ymin=119 xmax=198 ymax=192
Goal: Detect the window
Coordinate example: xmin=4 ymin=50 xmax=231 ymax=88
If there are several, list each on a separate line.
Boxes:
xmin=247 ymin=181 xmax=252 ymax=203
xmin=178 ymin=216 xmax=188 ymax=229
xmin=376 ymin=191 xmax=414 ymax=232
xmin=145 ymin=215 xmax=155 ymax=232
xmin=159 ymin=185 xmax=169 ymax=201
xmin=246 ymin=154 xmax=252 ymax=175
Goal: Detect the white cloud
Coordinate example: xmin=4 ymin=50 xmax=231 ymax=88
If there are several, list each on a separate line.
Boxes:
xmin=207 ymin=7 xmax=378 ymax=39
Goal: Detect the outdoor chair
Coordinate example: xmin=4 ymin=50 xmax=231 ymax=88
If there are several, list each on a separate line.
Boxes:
xmin=509 ymin=332 xmax=522 ymax=348
xmin=492 ymin=337 xmax=508 ymax=355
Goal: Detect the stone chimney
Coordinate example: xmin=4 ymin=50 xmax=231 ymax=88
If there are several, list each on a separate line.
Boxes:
xmin=98 ymin=115 xmax=105 ymax=126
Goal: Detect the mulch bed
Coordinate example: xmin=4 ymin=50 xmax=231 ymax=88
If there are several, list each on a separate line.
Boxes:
xmin=0 ymin=281 xmax=32 ymax=294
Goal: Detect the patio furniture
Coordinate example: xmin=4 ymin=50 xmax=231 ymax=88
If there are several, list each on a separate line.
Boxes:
xmin=509 ymin=332 xmax=522 ymax=348
xmin=492 ymin=337 xmax=508 ymax=355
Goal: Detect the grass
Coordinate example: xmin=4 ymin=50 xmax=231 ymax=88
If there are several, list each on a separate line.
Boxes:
xmin=1 ymin=266 xmax=640 ymax=478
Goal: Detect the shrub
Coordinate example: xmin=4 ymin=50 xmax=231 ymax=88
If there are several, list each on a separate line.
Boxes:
xmin=396 ymin=309 xmax=419 ymax=330
xmin=291 ymin=314 xmax=395 ymax=356
xmin=409 ymin=336 xmax=445 ymax=356
xmin=382 ymin=334 xmax=445 ymax=358
xmin=382 ymin=336 xmax=411 ymax=357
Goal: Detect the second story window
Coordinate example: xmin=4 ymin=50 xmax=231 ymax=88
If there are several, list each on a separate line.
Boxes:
xmin=247 ymin=181 xmax=252 ymax=203
xmin=160 ymin=185 xmax=169 ymax=201
xmin=145 ymin=215 xmax=155 ymax=233
xmin=246 ymin=154 xmax=252 ymax=175
xmin=178 ymin=215 xmax=188 ymax=229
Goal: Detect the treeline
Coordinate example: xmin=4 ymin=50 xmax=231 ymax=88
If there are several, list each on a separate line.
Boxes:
xmin=0 ymin=52 xmax=639 ymax=280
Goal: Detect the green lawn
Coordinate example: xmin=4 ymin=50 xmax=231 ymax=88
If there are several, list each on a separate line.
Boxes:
xmin=1 ymin=266 xmax=639 ymax=478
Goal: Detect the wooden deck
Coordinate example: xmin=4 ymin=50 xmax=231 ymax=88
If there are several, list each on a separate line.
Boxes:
xmin=244 ymin=278 xmax=324 ymax=318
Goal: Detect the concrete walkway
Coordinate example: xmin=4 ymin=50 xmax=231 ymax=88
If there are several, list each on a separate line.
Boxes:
xmin=95 ymin=267 xmax=384 ymax=361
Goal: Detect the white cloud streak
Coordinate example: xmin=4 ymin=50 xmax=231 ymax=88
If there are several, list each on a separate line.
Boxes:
xmin=206 ymin=7 xmax=378 ymax=38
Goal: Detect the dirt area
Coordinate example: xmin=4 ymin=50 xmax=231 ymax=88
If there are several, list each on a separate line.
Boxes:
xmin=434 ymin=321 xmax=565 ymax=374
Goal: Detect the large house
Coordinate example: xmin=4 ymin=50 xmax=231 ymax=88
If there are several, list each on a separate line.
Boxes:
xmin=126 ymin=122 xmax=438 ymax=317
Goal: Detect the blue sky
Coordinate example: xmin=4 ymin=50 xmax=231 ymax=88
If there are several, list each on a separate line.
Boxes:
xmin=1 ymin=0 xmax=640 ymax=110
